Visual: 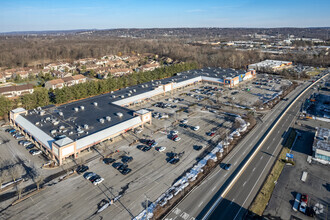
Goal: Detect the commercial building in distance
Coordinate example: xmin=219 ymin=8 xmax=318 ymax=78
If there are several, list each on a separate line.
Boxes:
xmin=312 ymin=127 xmax=330 ymax=163
xmin=10 ymin=67 xmax=256 ymax=164
xmin=248 ymin=60 xmax=292 ymax=71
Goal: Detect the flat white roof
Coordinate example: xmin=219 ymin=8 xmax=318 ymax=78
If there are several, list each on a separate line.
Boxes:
xmin=15 ymin=114 xmax=55 ymax=150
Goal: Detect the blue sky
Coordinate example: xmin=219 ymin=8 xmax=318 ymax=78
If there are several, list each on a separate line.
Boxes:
xmin=0 ymin=0 xmax=329 ymax=32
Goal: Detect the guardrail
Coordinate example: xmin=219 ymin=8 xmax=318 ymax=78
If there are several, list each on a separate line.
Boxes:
xmin=202 ymin=73 xmax=329 ymax=220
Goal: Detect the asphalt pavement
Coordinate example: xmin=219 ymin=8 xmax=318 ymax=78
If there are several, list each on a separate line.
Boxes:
xmin=164 ymin=75 xmax=328 ymax=220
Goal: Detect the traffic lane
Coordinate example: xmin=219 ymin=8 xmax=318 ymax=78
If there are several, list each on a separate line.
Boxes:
xmin=165 ymin=108 xmax=281 ymax=219
xmin=208 ymin=103 xmax=300 ymax=219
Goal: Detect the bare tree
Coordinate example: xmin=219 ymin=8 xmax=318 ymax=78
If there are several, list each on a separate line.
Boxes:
xmin=17 ymin=182 xmax=23 ymax=199
xmin=35 ymin=175 xmax=44 ymax=191
xmin=9 ymin=165 xmax=22 ymax=182
xmin=233 ymin=118 xmax=241 ymax=130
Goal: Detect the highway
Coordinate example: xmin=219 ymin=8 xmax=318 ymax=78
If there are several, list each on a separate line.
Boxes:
xmin=164 ymin=73 xmax=328 ymax=220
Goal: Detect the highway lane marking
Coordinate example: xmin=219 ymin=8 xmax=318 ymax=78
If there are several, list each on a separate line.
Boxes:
xmin=267 ymin=146 xmax=270 ymax=149
xmin=260 ymin=156 xmax=263 ymax=160
xmin=234 ymin=161 xmax=237 ymax=165
xmin=243 ymin=181 xmax=247 ymax=187
xmin=252 ymin=167 xmax=256 ymax=172
xmin=201 ymin=75 xmax=329 ymax=220
xmin=212 ymin=186 xmax=217 ymax=192
xmin=198 ymin=201 xmax=204 ymax=207
xmin=180 ymin=212 xmax=190 ymax=220
xmin=230 ymin=198 xmax=235 ymax=204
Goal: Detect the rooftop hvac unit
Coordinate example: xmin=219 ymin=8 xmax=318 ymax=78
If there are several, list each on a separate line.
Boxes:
xmin=116 ymin=112 xmax=123 ymax=117
xmin=35 ymin=122 xmax=40 ymax=126
xmin=99 ymin=118 xmax=105 ymax=123
xmin=59 ymin=112 xmax=63 ymax=116
xmin=63 ymin=129 xmax=68 ymax=133
xmin=51 ymin=130 xmax=56 ymax=134
xmin=133 ymin=89 xmax=136 ymax=92
xmin=59 ymin=125 xmax=65 ymax=130
xmin=106 ymin=116 xmax=111 ymax=121
xmin=121 ymin=95 xmax=124 ymax=98
xmin=45 ymin=117 xmax=50 ymax=121
xmin=84 ymin=124 xmax=89 ymax=129
xmin=127 ymin=93 xmax=131 ymax=97
xmin=93 ymin=102 xmax=98 ymax=106
xmin=37 ymin=107 xmax=42 ymax=111
xmin=112 ymin=95 xmax=116 ymax=98
xmin=74 ymin=107 xmax=79 ymax=112
xmin=80 ymin=106 xmax=85 ymax=110
xmin=145 ymin=84 xmax=148 ymax=88
xmin=53 ymin=121 xmax=59 ymax=126
xmin=40 ymin=110 xmax=45 ymax=116
xmin=111 ymin=91 xmax=114 ymax=94
xmin=141 ymin=85 xmax=145 ymax=88
xmin=69 ymin=131 xmax=73 ymax=135
xmin=129 ymin=90 xmax=132 ymax=93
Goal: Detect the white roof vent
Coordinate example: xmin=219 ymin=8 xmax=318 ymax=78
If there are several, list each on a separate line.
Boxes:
xmin=37 ymin=107 xmax=42 ymax=111
xmin=40 ymin=110 xmax=45 ymax=116
xmin=121 ymin=95 xmax=124 ymax=98
xmin=59 ymin=112 xmax=63 ymax=116
xmin=93 ymin=102 xmax=98 ymax=106
xmin=84 ymin=124 xmax=89 ymax=129
xmin=59 ymin=125 xmax=65 ymax=130
xmin=141 ymin=85 xmax=145 ymax=88
xmin=99 ymin=118 xmax=105 ymax=123
xmin=80 ymin=106 xmax=85 ymax=110
xmin=133 ymin=89 xmax=136 ymax=92
xmin=51 ymin=130 xmax=56 ymax=134
xmin=74 ymin=107 xmax=79 ymax=112
xmin=129 ymin=90 xmax=132 ymax=93
xmin=127 ymin=93 xmax=131 ymax=96
xmin=111 ymin=91 xmax=114 ymax=94
xmin=106 ymin=116 xmax=111 ymax=121
xmin=116 ymin=112 xmax=123 ymax=117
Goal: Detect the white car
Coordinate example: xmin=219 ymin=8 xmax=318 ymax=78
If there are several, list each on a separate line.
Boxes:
xmin=173 ymin=137 xmax=181 ymax=142
xmin=172 ymin=130 xmax=179 ymax=135
xmin=23 ymin=141 xmax=32 ymax=146
xmin=30 ymin=149 xmax=42 ymax=156
xmin=192 ymin=126 xmax=200 ymax=131
xmin=93 ymin=177 xmax=104 ymax=186
xmin=158 ymin=147 xmax=166 ymax=152
xmin=181 ymin=119 xmax=188 ymax=124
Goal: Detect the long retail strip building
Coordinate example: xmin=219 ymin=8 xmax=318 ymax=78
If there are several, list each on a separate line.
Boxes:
xmin=10 ymin=67 xmax=256 ymax=165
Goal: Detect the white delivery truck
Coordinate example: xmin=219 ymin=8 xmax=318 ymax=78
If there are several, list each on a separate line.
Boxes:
xmin=301 ymin=171 xmax=308 ymax=182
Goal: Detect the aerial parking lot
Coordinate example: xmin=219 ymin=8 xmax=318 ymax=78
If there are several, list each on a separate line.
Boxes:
xmin=0 ymin=75 xmax=295 ymax=220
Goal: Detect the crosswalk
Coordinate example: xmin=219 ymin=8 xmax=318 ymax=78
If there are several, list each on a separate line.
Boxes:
xmin=164 ymin=207 xmax=195 ymax=220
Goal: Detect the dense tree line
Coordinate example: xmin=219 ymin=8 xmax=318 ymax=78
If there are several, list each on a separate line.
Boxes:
xmin=0 ymin=62 xmax=198 ymax=118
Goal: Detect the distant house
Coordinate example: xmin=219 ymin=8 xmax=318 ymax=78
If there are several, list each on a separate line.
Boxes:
xmin=13 ymin=71 xmax=29 ymax=79
xmin=51 ymin=70 xmax=72 ymax=78
xmin=95 ymin=59 xmax=109 ymax=66
xmin=45 ymin=79 xmax=65 ymax=90
xmin=109 ymin=68 xmax=133 ymax=77
xmin=74 ymin=58 xmax=95 ymax=65
xmin=0 ymin=73 xmax=6 ymax=83
xmin=0 ymin=84 xmax=34 ymax=98
xmin=45 ymin=74 xmax=87 ymax=90
xmin=139 ymin=63 xmax=161 ymax=72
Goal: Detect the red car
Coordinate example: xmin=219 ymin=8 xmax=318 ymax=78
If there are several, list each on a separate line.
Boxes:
xmin=207 ymin=132 xmax=215 ymax=136
xmin=301 ymin=194 xmax=308 ymax=203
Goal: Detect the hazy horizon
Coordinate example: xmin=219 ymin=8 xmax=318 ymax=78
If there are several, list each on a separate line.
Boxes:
xmin=1 ymin=0 xmax=330 ymax=33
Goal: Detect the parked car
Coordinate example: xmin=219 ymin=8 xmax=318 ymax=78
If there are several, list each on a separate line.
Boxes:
xmin=171 ymin=130 xmax=179 ymax=135
xmin=181 ymin=119 xmax=188 ymax=124
xmin=120 ymin=168 xmax=132 ymax=175
xmin=207 ymin=132 xmax=216 ymax=136
xmin=29 ymin=149 xmax=42 ymax=156
xmin=23 ymin=141 xmax=32 ymax=146
xmin=8 ymin=129 xmax=16 ymax=134
xmin=18 ymin=140 xmax=26 ymax=145
xmin=194 ymin=145 xmax=203 ymax=151
xmin=118 ymin=164 xmax=128 ymax=172
xmin=173 ymin=137 xmax=181 ymax=142
xmin=158 ymin=147 xmax=166 ymax=152
xmin=142 ymin=146 xmax=151 ymax=152
xmin=91 ymin=175 xmax=104 ymax=186
xmin=299 ymin=201 xmax=307 ymax=214
xmin=137 ymin=145 xmax=145 ymax=150
xmin=76 ymin=165 xmax=89 ymax=174
xmin=103 ymin=158 xmax=115 ymax=164
xmin=15 ymin=135 xmax=24 ymax=139
xmin=84 ymin=172 xmax=97 ymax=180
xmin=169 ymin=158 xmax=180 ymax=164
xmin=301 ymin=194 xmax=308 ymax=203
xmin=25 ymin=144 xmax=35 ymax=150
xmin=224 ymin=164 xmax=231 ymax=170
xmin=122 ymin=156 xmax=133 ymax=164
xmin=112 ymin=162 xmax=123 ymax=170
xmin=192 ymin=126 xmax=200 ymax=131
